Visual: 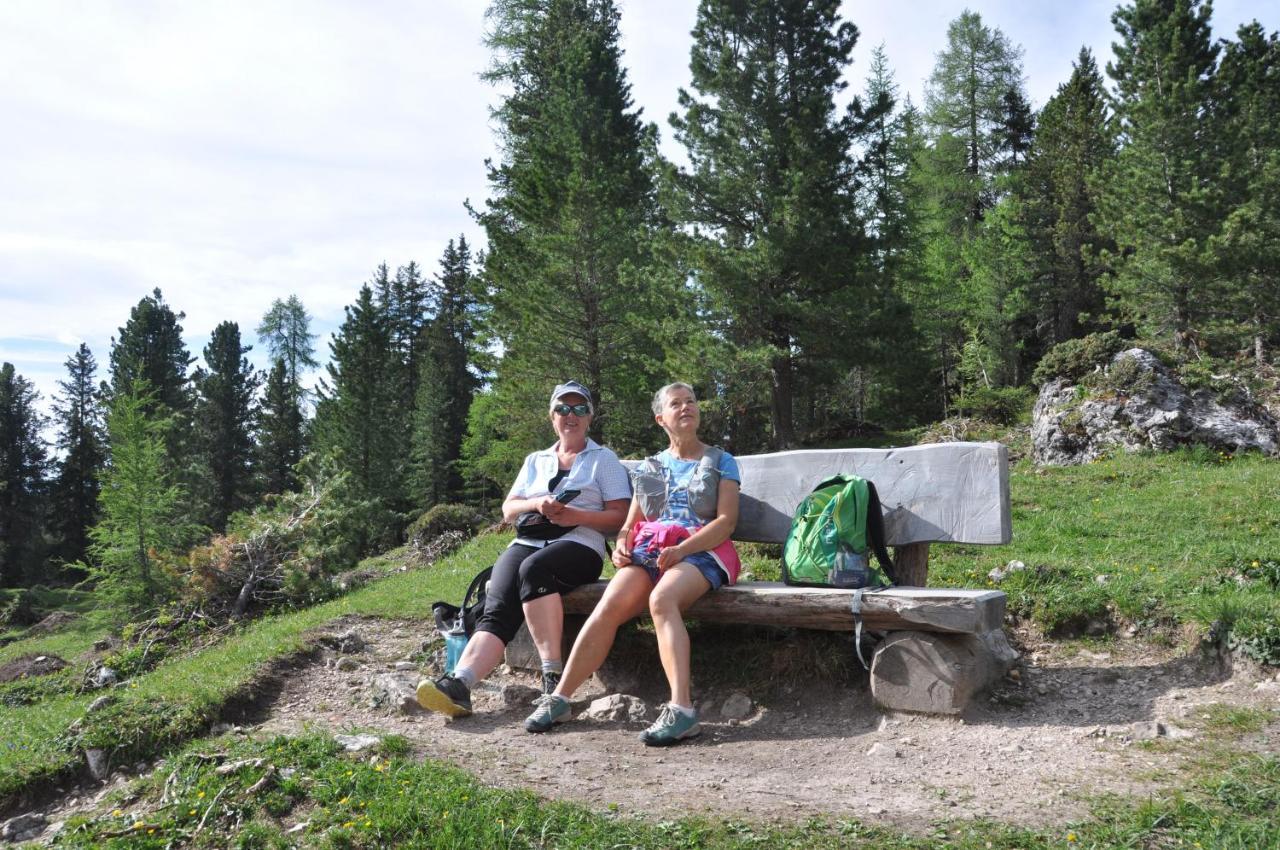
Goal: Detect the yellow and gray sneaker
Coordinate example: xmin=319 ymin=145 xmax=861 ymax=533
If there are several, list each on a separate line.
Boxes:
xmin=416 ymin=675 xmax=472 ymax=718
xmin=639 ymin=703 xmax=700 ymax=747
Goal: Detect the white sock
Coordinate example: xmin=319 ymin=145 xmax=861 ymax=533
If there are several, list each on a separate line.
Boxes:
xmin=452 ymin=666 xmax=477 ymax=688
xmin=670 ymin=702 xmax=695 ymax=716
xmin=541 ymin=659 xmax=563 ymax=675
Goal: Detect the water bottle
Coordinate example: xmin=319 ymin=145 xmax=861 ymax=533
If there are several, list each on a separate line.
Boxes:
xmin=444 ymin=626 xmax=468 ymax=674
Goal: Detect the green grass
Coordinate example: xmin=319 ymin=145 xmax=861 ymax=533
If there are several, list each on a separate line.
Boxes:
xmin=927 ymin=449 xmax=1280 ymax=636
xmin=47 ymin=731 xmax=1280 ymax=849
xmin=0 ymin=534 xmax=507 ymax=807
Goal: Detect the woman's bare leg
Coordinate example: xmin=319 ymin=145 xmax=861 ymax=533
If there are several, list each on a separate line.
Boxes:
xmin=554 ymin=567 xmax=652 ymax=698
xmin=648 ymin=563 xmax=711 ymax=707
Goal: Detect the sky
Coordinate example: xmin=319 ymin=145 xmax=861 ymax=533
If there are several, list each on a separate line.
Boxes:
xmin=1 ymin=0 xmax=1275 ymax=426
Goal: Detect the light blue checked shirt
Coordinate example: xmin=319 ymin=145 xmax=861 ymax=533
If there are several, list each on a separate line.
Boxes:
xmin=507 ymin=438 xmax=632 ymax=557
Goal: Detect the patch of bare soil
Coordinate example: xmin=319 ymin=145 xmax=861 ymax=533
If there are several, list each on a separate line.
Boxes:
xmin=25 ymin=617 xmax=1280 ymax=840
xmin=0 ymin=654 xmax=68 ymax=683
xmin=244 ymin=617 xmax=1279 ymax=832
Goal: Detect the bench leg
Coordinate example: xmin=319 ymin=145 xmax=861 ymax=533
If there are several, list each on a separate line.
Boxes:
xmin=891 ymin=542 xmax=930 ymax=586
xmin=869 ymin=629 xmax=1017 ymax=715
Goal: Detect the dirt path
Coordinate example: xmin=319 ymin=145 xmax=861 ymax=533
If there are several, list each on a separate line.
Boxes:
xmin=235 ymin=617 xmax=1279 ymax=832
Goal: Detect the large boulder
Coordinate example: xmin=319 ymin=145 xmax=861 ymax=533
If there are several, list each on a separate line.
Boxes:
xmin=1032 ymin=348 xmax=1279 ymax=466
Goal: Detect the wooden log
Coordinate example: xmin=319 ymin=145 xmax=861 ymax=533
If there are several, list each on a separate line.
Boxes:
xmin=561 ymin=581 xmax=1005 ymax=635
xmin=892 ymin=542 xmax=930 ymax=587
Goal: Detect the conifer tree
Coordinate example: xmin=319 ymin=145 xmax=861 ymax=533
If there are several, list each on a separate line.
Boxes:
xmin=257 ymin=359 xmax=304 ymax=495
xmin=1099 ymin=0 xmax=1221 ymax=354
xmin=409 ymin=237 xmax=482 ymax=507
xmin=0 ymin=363 xmax=48 ymax=587
xmin=924 ymin=10 xmax=1026 ymax=225
xmin=255 ymin=295 xmax=316 ymax=493
xmin=473 ymin=0 xmax=682 ymax=480
xmin=313 ymin=283 xmax=402 ymax=549
xmin=108 ymin=288 xmax=194 ymax=416
xmin=670 ymin=0 xmax=876 ymax=448
xmin=50 ymin=343 xmax=106 ymax=567
xmin=1019 ymin=48 xmax=1115 ymax=355
xmin=1210 ymin=22 xmax=1280 ymax=364
xmin=194 ymin=322 xmax=260 ymax=531
xmin=88 ymin=381 xmax=192 ymax=609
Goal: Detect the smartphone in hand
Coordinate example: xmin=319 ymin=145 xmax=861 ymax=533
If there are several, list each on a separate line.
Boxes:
xmin=555 ymin=489 xmax=581 ymax=504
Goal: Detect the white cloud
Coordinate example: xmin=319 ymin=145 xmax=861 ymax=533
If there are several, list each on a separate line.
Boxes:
xmin=1 ymin=0 xmax=1275 ymax=425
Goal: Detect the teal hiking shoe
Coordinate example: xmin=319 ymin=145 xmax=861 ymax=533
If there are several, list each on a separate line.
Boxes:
xmin=639 ymin=704 xmax=700 ymax=747
xmin=416 ymin=675 xmax=472 ymax=718
xmin=524 ymin=693 xmax=571 ymax=733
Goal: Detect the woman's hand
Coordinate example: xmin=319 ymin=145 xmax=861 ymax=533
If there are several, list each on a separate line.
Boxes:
xmin=611 ymin=542 xmax=633 ymax=568
xmin=655 ymin=543 xmax=687 ymax=571
xmin=536 ymin=494 xmax=564 ymax=519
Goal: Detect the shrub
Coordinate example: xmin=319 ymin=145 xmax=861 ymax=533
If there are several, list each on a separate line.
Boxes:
xmin=406 ymin=503 xmax=481 ymax=548
xmin=1032 ymin=331 xmax=1126 ymax=386
xmin=955 ymin=385 xmax=1036 ymax=425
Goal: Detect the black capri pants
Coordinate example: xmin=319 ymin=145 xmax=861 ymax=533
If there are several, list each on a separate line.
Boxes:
xmin=474 ymin=541 xmax=603 ymax=644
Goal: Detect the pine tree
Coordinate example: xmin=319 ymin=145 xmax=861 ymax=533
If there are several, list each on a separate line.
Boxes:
xmin=255 ymin=295 xmax=316 ymax=493
xmin=108 ymin=288 xmax=194 ymax=416
xmin=1019 ymin=48 xmax=1116 ymax=355
xmin=409 ymin=237 xmax=483 ymax=507
xmin=49 ymin=343 xmax=106 ymax=567
xmin=313 ymin=283 xmax=402 ymax=550
xmin=257 ymin=359 xmax=304 ymax=495
xmin=1100 ymin=0 xmax=1221 ymax=355
xmin=473 ymin=0 xmax=682 ymax=478
xmin=194 ymin=322 xmax=260 ymax=532
xmin=670 ymin=0 xmax=876 ymax=448
xmin=1209 ymin=22 xmax=1280 ymax=364
xmin=0 ymin=364 xmax=48 ymax=587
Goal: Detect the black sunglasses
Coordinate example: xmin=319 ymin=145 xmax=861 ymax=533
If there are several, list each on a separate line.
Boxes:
xmin=553 ymin=402 xmax=591 ymax=417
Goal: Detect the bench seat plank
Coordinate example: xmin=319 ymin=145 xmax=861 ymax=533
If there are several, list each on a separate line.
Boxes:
xmin=562 ymin=581 xmax=1006 ymax=635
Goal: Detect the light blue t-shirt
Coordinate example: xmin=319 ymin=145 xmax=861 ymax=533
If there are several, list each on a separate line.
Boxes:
xmin=655 ymin=448 xmax=741 ymax=529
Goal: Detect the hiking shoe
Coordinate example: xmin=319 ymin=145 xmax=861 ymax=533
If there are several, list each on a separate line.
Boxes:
xmin=541 ymin=670 xmax=562 ymax=695
xmin=524 ymin=693 xmax=571 ymax=733
xmin=639 ymin=704 xmax=700 ymax=747
xmin=416 ymin=675 xmax=472 ymax=718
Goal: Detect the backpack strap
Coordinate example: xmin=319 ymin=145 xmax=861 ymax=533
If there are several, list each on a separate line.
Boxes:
xmin=864 ymin=481 xmax=897 ymax=585
xmin=851 ymin=588 xmax=870 ymax=669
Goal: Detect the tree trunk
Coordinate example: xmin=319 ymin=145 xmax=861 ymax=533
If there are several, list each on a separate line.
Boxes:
xmin=769 ymin=344 xmax=795 ymax=450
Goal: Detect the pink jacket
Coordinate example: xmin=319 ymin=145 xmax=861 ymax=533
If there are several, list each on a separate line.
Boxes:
xmin=628 ymin=520 xmax=742 ymax=585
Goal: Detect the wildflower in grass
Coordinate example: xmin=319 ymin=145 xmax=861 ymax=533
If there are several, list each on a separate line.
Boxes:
xmin=197 ymin=791 xmax=205 ymax=799
xmin=343 ymin=821 xmax=355 ymax=828
xmin=1067 ymin=832 xmax=1077 ymax=842
xmin=133 ymin=821 xmax=144 ymax=830
xmin=339 ymin=797 xmax=349 ymax=805
xmin=112 ymin=809 xmax=122 ymax=817
xmin=188 ymin=810 xmax=196 ymax=816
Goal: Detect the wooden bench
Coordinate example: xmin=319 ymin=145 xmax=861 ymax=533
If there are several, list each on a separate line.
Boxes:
xmin=511 ymin=441 xmax=1016 ymax=715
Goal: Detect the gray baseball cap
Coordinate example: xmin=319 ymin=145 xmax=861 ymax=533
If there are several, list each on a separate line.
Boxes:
xmin=549 ymin=381 xmax=593 ymax=409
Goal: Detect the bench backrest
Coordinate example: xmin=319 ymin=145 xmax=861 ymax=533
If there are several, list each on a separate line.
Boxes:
xmin=628 ymin=441 xmax=1010 ymax=547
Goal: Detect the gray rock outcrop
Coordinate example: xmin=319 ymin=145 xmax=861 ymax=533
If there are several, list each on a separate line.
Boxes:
xmin=1032 ymin=348 xmax=1279 ymax=466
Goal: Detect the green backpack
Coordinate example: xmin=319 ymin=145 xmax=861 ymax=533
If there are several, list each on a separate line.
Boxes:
xmin=782 ymin=474 xmax=896 ymax=589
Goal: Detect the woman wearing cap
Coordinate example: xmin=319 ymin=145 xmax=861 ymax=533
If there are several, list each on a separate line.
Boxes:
xmin=417 ymin=381 xmax=632 ymax=719
xmin=525 ymin=382 xmax=740 ymax=746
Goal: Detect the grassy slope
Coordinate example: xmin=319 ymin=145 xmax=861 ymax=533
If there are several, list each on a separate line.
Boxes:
xmin=1 ymin=449 xmax=1277 ymax=847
